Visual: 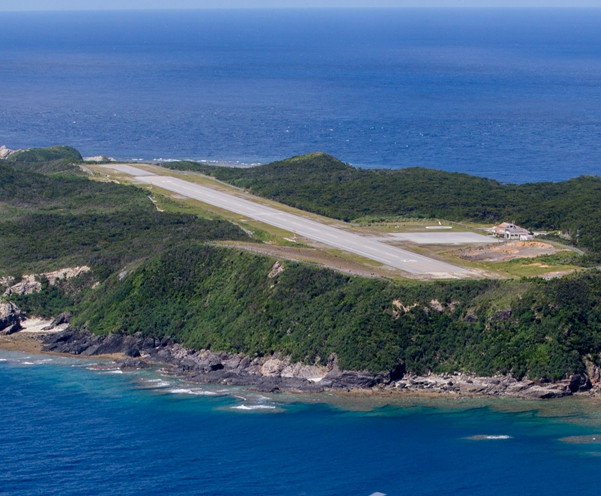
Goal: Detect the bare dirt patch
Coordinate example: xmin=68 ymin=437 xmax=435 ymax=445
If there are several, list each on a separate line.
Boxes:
xmin=457 ymin=241 xmax=559 ymax=262
xmin=217 ymin=242 xmax=392 ymax=278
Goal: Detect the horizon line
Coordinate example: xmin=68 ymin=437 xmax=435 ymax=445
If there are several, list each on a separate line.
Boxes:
xmin=2 ymin=6 xmax=601 ymax=12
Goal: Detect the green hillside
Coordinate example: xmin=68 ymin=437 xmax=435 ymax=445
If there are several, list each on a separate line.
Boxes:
xmin=3 ymin=147 xmax=601 ymax=380
xmin=164 ymin=153 xmax=601 ymax=257
xmin=67 ymin=244 xmax=601 ymax=378
xmin=0 ymin=149 xmax=247 ymax=278
xmin=5 ymin=146 xmax=84 ymax=174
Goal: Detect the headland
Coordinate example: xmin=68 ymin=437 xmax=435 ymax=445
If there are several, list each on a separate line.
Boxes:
xmin=2 ymin=146 xmax=601 ymax=403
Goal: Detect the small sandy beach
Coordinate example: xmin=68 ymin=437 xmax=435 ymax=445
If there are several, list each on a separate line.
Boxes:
xmin=0 ymin=317 xmax=68 ymax=354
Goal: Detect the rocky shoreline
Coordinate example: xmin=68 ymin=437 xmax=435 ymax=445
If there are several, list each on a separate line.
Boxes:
xmin=33 ymin=325 xmax=597 ymax=400
xmin=1 ymin=297 xmax=598 ymax=400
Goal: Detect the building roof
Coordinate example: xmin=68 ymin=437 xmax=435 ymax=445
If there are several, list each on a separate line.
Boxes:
xmin=492 ymin=222 xmax=531 ymax=236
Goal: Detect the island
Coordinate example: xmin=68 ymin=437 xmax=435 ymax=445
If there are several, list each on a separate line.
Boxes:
xmin=1 ymin=146 xmax=600 ymax=399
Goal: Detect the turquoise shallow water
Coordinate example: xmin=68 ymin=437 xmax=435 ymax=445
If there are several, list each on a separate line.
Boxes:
xmin=2 ymin=349 xmax=601 ymax=495
xmin=2 ymin=12 xmax=601 ymax=492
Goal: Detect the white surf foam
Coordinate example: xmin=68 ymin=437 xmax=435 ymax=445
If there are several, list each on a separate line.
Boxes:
xmin=465 ymin=434 xmax=512 ymax=441
xmin=139 ymin=379 xmax=171 ymax=389
xmin=168 ymin=388 xmax=219 ymax=396
xmin=17 ymin=358 xmax=52 ymax=365
xmin=20 ymin=358 xmax=54 ymax=366
xmin=231 ymin=404 xmax=277 ymax=411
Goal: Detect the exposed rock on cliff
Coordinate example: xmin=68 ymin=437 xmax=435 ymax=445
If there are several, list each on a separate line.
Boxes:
xmin=0 ymin=145 xmax=15 ymax=160
xmin=40 ymin=328 xmax=591 ymax=399
xmin=3 ymin=267 xmax=91 ymax=296
xmin=392 ymin=373 xmax=580 ymax=399
xmin=0 ymin=302 xmax=23 ymax=334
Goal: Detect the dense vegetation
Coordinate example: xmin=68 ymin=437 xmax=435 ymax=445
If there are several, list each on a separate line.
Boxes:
xmin=0 ymin=156 xmax=247 ymax=278
xmin=15 ymin=243 xmax=601 ymax=379
xmin=5 ymin=146 xmax=84 ymax=174
xmin=164 ymin=153 xmax=601 ymax=255
xmin=5 ymin=145 xmax=82 ymax=163
xmin=4 ymin=147 xmax=601 ymax=380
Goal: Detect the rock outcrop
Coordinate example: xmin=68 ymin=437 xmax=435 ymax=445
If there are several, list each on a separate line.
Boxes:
xmin=3 ymin=267 xmax=90 ymax=296
xmin=0 ymin=145 xmax=15 ymax=160
xmin=3 ymin=276 xmax=42 ymax=296
xmin=0 ymin=302 xmax=23 ymax=334
xmin=40 ymin=328 xmax=592 ymax=399
xmin=42 ymin=329 xmax=336 ymax=393
xmin=392 ymin=372 xmax=580 ymax=399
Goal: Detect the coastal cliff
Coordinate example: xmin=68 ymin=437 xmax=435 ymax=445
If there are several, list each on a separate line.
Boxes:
xmin=38 ymin=327 xmax=594 ymax=400
xmin=2 ymin=302 xmax=594 ymax=400
xmin=3 ymin=146 xmax=601 ymax=401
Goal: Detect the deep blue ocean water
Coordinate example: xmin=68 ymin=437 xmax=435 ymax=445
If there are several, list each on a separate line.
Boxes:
xmin=2 ymin=349 xmax=601 ymax=496
xmin=1 ymin=9 xmax=601 ymax=183
xmin=3 ymin=10 xmax=601 ymax=494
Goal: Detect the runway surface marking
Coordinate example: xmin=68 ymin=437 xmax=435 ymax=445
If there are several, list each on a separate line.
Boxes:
xmin=101 ymin=164 xmax=473 ymax=278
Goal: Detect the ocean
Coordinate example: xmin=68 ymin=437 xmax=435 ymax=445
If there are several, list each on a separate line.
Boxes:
xmin=1 ymin=9 xmax=601 ymax=183
xmin=2 ymin=349 xmax=601 ymax=496
xmin=3 ymin=9 xmax=601 ymax=495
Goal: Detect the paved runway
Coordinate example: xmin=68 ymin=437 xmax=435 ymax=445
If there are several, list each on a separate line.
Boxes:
xmin=101 ymin=164 xmax=473 ymax=278
xmin=388 ymin=232 xmax=499 ymax=244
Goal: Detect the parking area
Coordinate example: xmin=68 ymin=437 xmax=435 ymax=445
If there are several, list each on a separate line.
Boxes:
xmin=387 ymin=232 xmax=499 ymax=245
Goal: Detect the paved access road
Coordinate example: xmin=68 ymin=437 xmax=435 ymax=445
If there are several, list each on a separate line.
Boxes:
xmin=101 ymin=164 xmax=473 ymax=278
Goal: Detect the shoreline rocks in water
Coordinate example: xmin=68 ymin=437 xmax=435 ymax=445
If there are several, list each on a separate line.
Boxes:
xmin=40 ymin=327 xmax=597 ymax=399
xmin=0 ymin=302 xmax=24 ymax=335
